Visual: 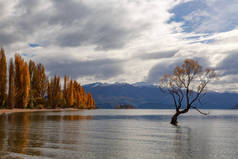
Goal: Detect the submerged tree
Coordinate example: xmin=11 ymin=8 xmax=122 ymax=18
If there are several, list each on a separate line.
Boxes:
xmin=160 ymin=59 xmax=216 ymax=126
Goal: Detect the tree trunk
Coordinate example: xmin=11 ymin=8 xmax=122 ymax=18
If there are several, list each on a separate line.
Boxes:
xmin=170 ymin=111 xmax=180 ymax=126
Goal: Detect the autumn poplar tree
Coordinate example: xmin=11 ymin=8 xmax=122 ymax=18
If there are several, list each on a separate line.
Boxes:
xmin=47 ymin=76 xmax=63 ymax=108
xmin=80 ymin=86 xmax=88 ymax=109
xmin=15 ymin=54 xmax=30 ymax=108
xmin=0 ymin=48 xmax=96 ymax=109
xmin=28 ymin=60 xmax=36 ymax=107
xmin=63 ymin=78 xmax=95 ymax=109
xmin=37 ymin=64 xmax=47 ymax=103
xmin=8 ymin=58 xmax=16 ymax=109
xmin=29 ymin=60 xmax=36 ymax=82
xmin=67 ymin=79 xmax=74 ymax=107
xmin=0 ymin=48 xmax=7 ymax=107
xmin=160 ymin=59 xmax=216 ymax=126
xmin=31 ymin=63 xmax=47 ymax=106
xmin=63 ymin=76 xmax=68 ymax=98
xmin=73 ymin=81 xmax=82 ymax=108
xmin=22 ymin=62 xmax=30 ymax=108
xmin=87 ymin=93 xmax=95 ymax=109
xmin=15 ymin=54 xmax=23 ymax=108
xmin=47 ymin=82 xmax=53 ymax=107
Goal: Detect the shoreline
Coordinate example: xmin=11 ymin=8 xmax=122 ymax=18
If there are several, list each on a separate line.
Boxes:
xmin=0 ymin=108 xmax=81 ymax=115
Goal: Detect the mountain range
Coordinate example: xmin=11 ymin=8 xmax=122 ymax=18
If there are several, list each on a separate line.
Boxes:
xmin=83 ymin=82 xmax=238 ymax=109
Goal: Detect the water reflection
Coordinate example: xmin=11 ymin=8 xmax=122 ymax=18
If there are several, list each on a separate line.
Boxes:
xmin=173 ymin=127 xmax=192 ymax=159
xmin=46 ymin=115 xmax=93 ymax=121
xmin=0 ymin=115 xmax=6 ymax=157
xmin=0 ymin=112 xmax=93 ymax=158
xmin=173 ymin=126 xmax=210 ymax=159
xmin=0 ymin=110 xmax=237 ymax=159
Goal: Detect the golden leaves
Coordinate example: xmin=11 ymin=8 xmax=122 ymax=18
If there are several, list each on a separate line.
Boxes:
xmin=160 ymin=58 xmax=216 ymax=109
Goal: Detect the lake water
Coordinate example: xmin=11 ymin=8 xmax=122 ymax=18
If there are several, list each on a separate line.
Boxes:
xmin=0 ymin=109 xmax=237 ymax=159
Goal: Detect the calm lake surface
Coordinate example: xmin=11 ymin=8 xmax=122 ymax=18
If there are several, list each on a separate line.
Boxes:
xmin=0 ymin=109 xmax=237 ymax=159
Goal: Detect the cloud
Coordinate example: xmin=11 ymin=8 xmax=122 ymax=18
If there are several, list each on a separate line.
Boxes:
xmin=49 ymin=0 xmax=90 ymax=25
xmin=146 ymin=58 xmax=183 ymax=83
xmin=216 ymin=50 xmax=238 ymax=76
xmin=1 ymin=0 xmax=238 ymax=91
xmin=0 ymin=0 xmax=146 ymax=51
xmin=137 ymin=50 xmax=178 ymax=60
xmin=146 ymin=56 xmax=209 ymax=83
xmin=0 ymin=32 xmax=20 ymax=45
xmin=44 ymin=57 xmax=125 ymax=80
xmin=169 ymin=0 xmax=238 ymax=33
xmin=56 ymin=24 xmax=136 ymax=50
xmin=52 ymin=0 xmax=146 ymax=50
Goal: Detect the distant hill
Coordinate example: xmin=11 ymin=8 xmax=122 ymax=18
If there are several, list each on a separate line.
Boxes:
xmin=83 ymin=82 xmax=238 ymax=109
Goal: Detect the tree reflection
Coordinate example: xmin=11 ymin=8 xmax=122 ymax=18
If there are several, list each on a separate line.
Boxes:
xmin=173 ymin=126 xmax=210 ymax=159
xmin=0 ymin=115 xmax=6 ymax=156
xmin=0 ymin=112 xmax=93 ymax=158
xmin=7 ymin=113 xmax=30 ymax=154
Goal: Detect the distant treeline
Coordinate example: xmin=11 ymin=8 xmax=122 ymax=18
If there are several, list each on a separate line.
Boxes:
xmin=0 ymin=48 xmax=95 ymax=109
xmin=115 ymin=104 xmax=135 ymax=109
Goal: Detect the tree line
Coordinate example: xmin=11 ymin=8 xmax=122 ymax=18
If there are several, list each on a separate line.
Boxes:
xmin=0 ymin=48 xmax=95 ymax=109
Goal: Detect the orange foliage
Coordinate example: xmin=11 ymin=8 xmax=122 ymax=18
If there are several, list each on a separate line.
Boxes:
xmin=0 ymin=48 xmax=7 ymax=107
xmin=0 ymin=49 xmax=96 ymax=109
xmin=15 ymin=54 xmax=30 ymax=108
xmin=160 ymin=59 xmax=216 ymax=125
xmin=8 ymin=58 xmax=15 ymax=109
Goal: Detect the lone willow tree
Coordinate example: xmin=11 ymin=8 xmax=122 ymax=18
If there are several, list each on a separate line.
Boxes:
xmin=160 ymin=59 xmax=216 ymax=126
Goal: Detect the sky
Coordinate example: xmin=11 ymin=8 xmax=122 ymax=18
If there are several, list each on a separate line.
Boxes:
xmin=1 ymin=0 xmax=238 ymax=92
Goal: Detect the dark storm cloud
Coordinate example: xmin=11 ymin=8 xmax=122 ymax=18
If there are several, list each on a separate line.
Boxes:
xmin=18 ymin=0 xmax=39 ymax=12
xmin=146 ymin=58 xmax=184 ymax=83
xmin=52 ymin=0 xmax=141 ymax=50
xmin=0 ymin=0 xmax=50 ymax=45
xmin=13 ymin=0 xmax=47 ymax=33
xmin=57 ymin=24 xmax=134 ymax=50
xmin=44 ymin=58 xmax=125 ymax=80
xmin=0 ymin=32 xmax=20 ymax=45
xmin=0 ymin=0 xmax=144 ymax=50
xmin=146 ymin=57 xmax=209 ymax=83
xmin=49 ymin=0 xmax=90 ymax=25
xmin=217 ymin=51 xmax=238 ymax=76
xmin=137 ymin=50 xmax=178 ymax=60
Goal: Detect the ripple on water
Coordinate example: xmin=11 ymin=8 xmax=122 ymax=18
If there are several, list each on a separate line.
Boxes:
xmin=0 ymin=109 xmax=237 ymax=159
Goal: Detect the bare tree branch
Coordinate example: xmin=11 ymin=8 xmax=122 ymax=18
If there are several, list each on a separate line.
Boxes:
xmin=191 ymin=106 xmax=209 ymax=115
xmin=159 ymin=59 xmax=216 ymax=125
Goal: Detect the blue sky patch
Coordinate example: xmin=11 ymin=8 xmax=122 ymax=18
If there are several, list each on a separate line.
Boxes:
xmin=168 ymin=0 xmax=208 ymax=33
xmin=29 ymin=43 xmax=41 ymax=48
xmin=168 ymin=0 xmax=238 ymax=34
